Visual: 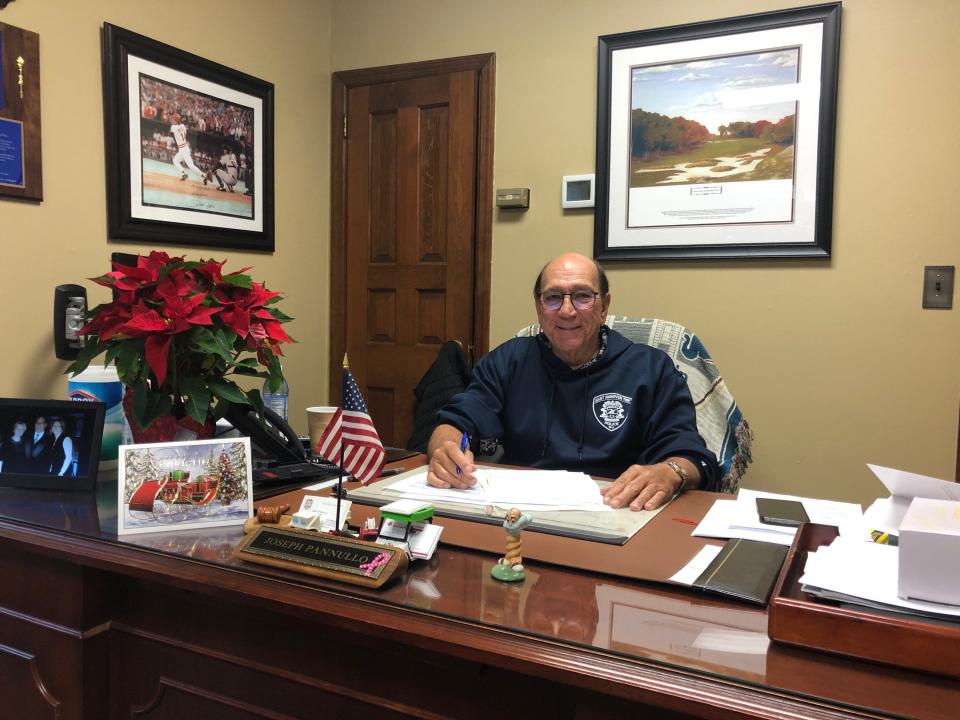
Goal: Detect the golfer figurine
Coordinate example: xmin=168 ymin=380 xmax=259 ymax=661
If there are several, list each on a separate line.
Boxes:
xmin=492 ymin=508 xmax=532 ymax=582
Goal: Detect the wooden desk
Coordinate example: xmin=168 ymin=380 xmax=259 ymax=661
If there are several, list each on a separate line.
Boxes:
xmin=0 ymin=478 xmax=957 ymax=720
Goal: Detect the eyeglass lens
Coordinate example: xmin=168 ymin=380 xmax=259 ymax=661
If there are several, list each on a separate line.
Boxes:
xmin=540 ymin=291 xmax=597 ymax=310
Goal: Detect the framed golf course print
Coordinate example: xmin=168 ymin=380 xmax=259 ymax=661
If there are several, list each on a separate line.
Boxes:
xmin=594 ymin=4 xmax=840 ymax=261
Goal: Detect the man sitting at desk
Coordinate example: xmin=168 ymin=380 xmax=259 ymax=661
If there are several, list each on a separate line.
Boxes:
xmin=426 ymin=252 xmax=718 ymax=510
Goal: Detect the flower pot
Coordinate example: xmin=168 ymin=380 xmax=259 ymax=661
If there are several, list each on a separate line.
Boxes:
xmin=122 ymin=387 xmax=216 ymax=444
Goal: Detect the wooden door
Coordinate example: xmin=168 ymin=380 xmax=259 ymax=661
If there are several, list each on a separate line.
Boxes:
xmin=330 ymin=55 xmax=494 ymax=447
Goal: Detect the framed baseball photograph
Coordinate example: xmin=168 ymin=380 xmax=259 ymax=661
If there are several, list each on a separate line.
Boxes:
xmin=117 ymin=437 xmax=253 ymax=535
xmin=594 ymin=4 xmax=840 ymax=261
xmin=101 ymin=23 xmax=274 ymax=251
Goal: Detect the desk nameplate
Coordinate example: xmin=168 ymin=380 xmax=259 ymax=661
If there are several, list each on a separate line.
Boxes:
xmin=234 ymin=525 xmax=407 ymax=588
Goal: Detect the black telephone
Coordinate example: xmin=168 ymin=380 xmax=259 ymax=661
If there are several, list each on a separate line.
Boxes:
xmin=226 ymin=404 xmax=345 ymax=497
xmin=224 ymin=403 xmax=306 ymax=465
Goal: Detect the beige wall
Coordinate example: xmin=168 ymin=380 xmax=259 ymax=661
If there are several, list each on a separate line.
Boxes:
xmin=2 ymin=0 xmax=333 ymax=433
xmin=331 ymin=0 xmax=960 ymax=504
xmin=3 ymin=1 xmax=958 ymax=506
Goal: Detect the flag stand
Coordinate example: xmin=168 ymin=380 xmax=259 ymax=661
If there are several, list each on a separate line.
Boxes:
xmin=325 ymin=352 xmax=386 ymax=535
xmin=333 ymin=444 xmax=345 ymax=534
xmin=332 ymin=354 xmax=349 ymax=535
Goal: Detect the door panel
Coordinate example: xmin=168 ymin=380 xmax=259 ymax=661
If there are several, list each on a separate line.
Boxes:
xmin=332 ymin=56 xmax=494 ymax=448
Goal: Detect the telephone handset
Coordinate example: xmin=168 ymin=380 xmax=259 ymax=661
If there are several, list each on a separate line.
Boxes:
xmin=224 ymin=403 xmax=305 ymax=465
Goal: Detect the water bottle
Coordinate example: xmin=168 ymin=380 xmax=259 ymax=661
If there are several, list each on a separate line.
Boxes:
xmin=262 ymin=371 xmax=289 ymax=421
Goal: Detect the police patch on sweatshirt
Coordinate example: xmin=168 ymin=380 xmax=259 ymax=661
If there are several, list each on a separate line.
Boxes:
xmin=592 ymin=393 xmax=631 ymax=432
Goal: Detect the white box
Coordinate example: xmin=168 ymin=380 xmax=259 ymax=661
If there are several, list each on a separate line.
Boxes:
xmin=897 ymin=497 xmax=960 ymax=604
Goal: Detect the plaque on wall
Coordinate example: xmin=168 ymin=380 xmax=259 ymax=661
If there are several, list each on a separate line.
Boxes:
xmin=0 ymin=20 xmax=41 ymax=201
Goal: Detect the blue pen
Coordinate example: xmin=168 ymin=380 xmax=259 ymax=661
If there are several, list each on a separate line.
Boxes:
xmin=456 ymin=431 xmax=468 ymax=474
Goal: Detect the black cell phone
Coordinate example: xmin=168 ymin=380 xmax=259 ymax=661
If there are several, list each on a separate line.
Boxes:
xmin=756 ymin=498 xmax=809 ymax=527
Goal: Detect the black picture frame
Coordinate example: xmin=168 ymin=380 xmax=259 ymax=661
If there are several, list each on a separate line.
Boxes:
xmin=594 ymin=3 xmax=841 ymax=261
xmin=101 ymin=23 xmax=275 ymax=252
xmin=0 ymin=398 xmax=105 ymax=492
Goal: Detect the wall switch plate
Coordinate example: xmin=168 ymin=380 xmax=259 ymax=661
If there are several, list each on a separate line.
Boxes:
xmin=495 ymin=188 xmax=530 ymax=209
xmin=922 ymin=265 xmax=954 ymax=309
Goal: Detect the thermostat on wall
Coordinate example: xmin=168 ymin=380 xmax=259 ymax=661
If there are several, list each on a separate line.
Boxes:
xmin=562 ymin=174 xmax=595 ymax=209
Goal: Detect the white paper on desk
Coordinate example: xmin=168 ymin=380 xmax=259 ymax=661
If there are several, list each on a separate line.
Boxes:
xmin=692 ymin=491 xmax=862 ymax=545
xmin=383 ymin=466 xmax=611 ymax=512
xmin=693 ymin=498 xmax=795 ymax=546
xmin=669 ymin=543 xmax=724 ymax=585
xmin=387 ymin=468 xmax=489 ymax=505
xmin=302 ymin=477 xmax=341 ymax=492
xmin=862 ymin=497 xmax=901 ymax=535
xmin=484 ymin=468 xmax=605 ymax=507
xmin=866 ymin=464 xmax=960 ymax=531
xmin=799 ymin=536 xmax=960 ymax=619
xmin=735 ymin=489 xmax=863 ymax=530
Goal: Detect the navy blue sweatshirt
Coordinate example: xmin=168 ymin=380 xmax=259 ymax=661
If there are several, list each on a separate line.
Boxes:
xmin=437 ymin=329 xmax=719 ymax=489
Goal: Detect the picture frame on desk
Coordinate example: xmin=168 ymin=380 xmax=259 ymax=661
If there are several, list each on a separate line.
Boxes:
xmin=0 ymin=398 xmax=104 ymax=492
xmin=117 ymin=437 xmax=253 ymax=535
xmin=101 ymin=23 xmax=275 ymax=251
xmin=594 ymin=3 xmax=841 ymax=261
xmin=0 ymin=20 xmax=42 ymax=201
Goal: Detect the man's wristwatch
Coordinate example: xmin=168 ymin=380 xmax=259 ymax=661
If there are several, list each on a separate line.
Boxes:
xmin=663 ymin=460 xmax=689 ymax=489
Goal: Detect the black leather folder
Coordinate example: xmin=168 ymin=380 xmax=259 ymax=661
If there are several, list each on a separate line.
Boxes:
xmin=693 ymin=538 xmax=789 ymax=606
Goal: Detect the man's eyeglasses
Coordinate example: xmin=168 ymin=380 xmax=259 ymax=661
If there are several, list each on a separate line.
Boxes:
xmin=537 ymin=290 xmax=600 ymax=311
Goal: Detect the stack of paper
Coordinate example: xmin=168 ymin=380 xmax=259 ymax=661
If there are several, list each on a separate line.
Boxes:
xmin=799 ymin=535 xmax=960 ymax=622
xmin=383 ymin=466 xmax=610 ymax=512
xmin=693 ymin=489 xmax=863 ymax=546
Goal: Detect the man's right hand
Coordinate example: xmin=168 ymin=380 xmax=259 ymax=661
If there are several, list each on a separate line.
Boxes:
xmin=426 ymin=424 xmax=477 ymax=489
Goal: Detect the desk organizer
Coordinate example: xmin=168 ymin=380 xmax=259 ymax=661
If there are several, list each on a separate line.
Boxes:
xmin=768 ymin=523 xmax=960 ymax=679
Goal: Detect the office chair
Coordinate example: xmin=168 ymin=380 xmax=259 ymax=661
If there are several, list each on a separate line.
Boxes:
xmin=517 ymin=316 xmax=751 ymax=493
xmin=405 ymin=340 xmax=471 ymax=453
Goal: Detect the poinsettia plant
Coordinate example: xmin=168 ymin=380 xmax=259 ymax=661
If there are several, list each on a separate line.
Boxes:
xmin=66 ymin=251 xmax=293 ymax=431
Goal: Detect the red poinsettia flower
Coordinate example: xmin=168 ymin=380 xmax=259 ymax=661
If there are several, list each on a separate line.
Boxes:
xmin=79 ymin=302 xmax=133 ymax=339
xmin=251 ymin=306 xmax=292 ymax=345
xmin=218 ymin=306 xmax=250 ymax=338
xmin=131 ymin=291 xmax=221 ymax=386
xmin=215 ymin=280 xmax=287 ymax=351
xmin=181 ymin=259 xmax=227 ymax=294
xmin=67 ymin=253 xmax=293 ymax=433
xmin=93 ymin=267 xmax=153 ymax=292
xmin=140 ymin=250 xmax=181 ymax=275
xmin=92 ymin=250 xmax=183 ymax=294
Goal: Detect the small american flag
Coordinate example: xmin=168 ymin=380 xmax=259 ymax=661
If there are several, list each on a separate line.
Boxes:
xmin=339 ymin=367 xmax=385 ymax=485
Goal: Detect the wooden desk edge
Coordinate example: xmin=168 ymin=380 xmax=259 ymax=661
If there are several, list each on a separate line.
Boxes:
xmin=0 ymin=514 xmax=877 ymax=720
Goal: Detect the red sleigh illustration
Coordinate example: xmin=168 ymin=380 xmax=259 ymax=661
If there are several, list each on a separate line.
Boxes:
xmin=128 ymin=468 xmax=221 ymax=513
